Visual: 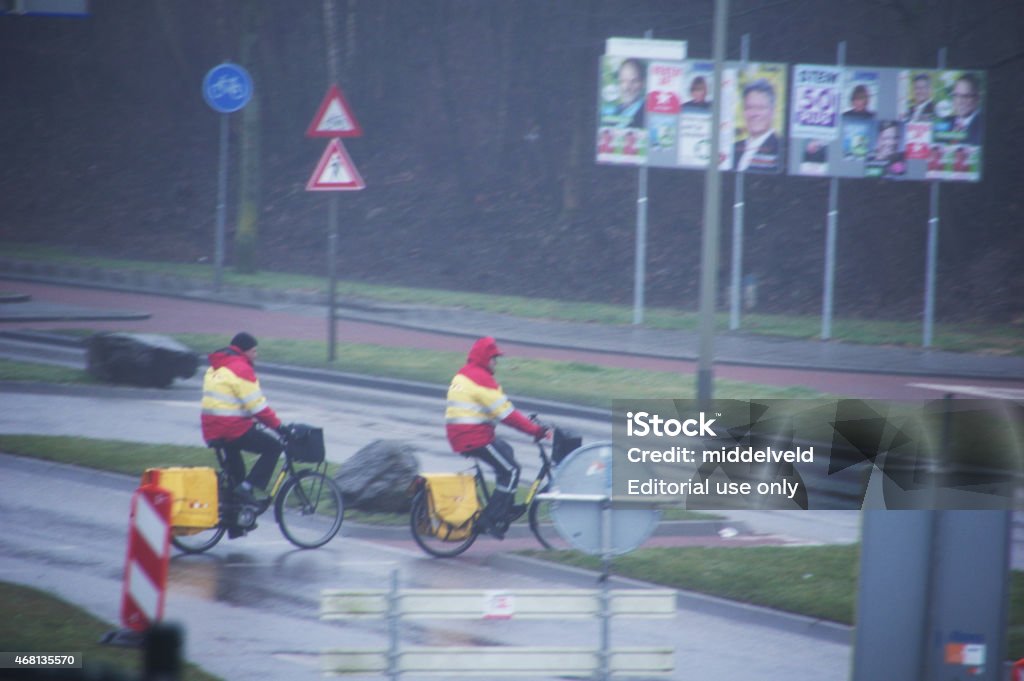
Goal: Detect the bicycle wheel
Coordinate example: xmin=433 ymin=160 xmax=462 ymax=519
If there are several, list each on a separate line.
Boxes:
xmin=171 ymin=526 xmax=226 ymax=554
xmin=528 ymin=482 xmax=574 ymax=551
xmin=409 ymin=490 xmax=478 ymax=558
xmin=275 ymin=470 xmax=344 ymax=549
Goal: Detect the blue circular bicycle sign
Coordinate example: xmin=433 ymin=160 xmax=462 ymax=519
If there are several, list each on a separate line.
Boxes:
xmin=202 ymin=62 xmax=253 ymax=113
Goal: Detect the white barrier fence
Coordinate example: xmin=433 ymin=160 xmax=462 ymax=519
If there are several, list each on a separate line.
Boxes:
xmin=320 ymin=575 xmax=676 ymax=679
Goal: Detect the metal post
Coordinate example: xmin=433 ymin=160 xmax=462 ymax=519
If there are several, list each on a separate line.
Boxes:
xmin=728 ymin=34 xmax=749 ymax=331
xmin=821 ymin=41 xmax=845 ymax=341
xmin=632 ymin=29 xmax=653 ymax=326
xmin=214 ymin=113 xmax=229 ymax=292
xmin=696 ymin=0 xmax=728 ymax=405
xmin=633 ymin=158 xmax=649 ymax=326
xmin=323 ymin=0 xmax=340 ymax=362
xmin=327 ymin=196 xmax=339 ymax=360
xmin=387 ymin=568 xmax=400 ymax=681
xmin=598 ymin=495 xmax=612 ymax=681
xmin=923 ymin=48 xmax=947 ymax=348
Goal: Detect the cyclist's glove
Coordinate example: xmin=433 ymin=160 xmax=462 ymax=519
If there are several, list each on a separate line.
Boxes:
xmin=277 ymin=424 xmax=292 ymax=438
xmin=533 ymin=426 xmax=551 ymax=442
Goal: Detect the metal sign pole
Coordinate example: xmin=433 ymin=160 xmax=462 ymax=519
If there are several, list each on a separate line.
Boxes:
xmin=696 ymin=0 xmax=728 ymax=405
xmin=323 ymin=0 xmax=340 ymax=362
xmin=632 ymin=29 xmax=653 ymax=326
xmin=203 ymin=63 xmax=252 ymax=292
xmin=728 ymin=34 xmax=750 ymax=331
xmin=821 ymin=41 xmax=845 ymax=341
xmin=598 ymin=494 xmax=612 ymax=681
xmin=923 ymin=47 xmax=946 ymax=348
xmin=214 ymin=113 xmax=229 ymax=293
xmin=327 ymin=196 xmax=339 ymax=361
xmin=387 ymin=568 xmax=400 ymax=681
xmin=633 ymin=157 xmax=649 ymax=326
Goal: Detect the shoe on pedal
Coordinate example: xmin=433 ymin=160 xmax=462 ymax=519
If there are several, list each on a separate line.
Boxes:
xmin=508 ymin=503 xmax=528 ymax=522
xmin=488 ymin=519 xmax=509 ymax=540
xmin=233 ymin=481 xmax=257 ymax=505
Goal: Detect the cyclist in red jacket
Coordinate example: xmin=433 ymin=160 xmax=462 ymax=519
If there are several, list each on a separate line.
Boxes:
xmin=445 ymin=336 xmax=548 ymax=538
xmin=201 ymin=332 xmax=287 ymax=504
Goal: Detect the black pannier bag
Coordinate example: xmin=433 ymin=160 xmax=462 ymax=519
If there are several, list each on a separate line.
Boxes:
xmin=286 ymin=424 xmax=326 ymax=463
xmin=551 ymin=427 xmax=582 ymax=465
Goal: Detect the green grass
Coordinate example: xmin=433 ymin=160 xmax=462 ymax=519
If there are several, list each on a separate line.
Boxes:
xmin=4 ymin=243 xmax=1022 ymax=355
xmin=6 ymin=331 xmax=830 ymax=404
xmin=523 ymin=544 xmax=1024 ymax=658
xmin=0 ymin=327 xmax=830 ymax=406
xmin=526 ymin=544 xmax=859 ymax=623
xmin=171 ymin=333 xmax=829 ymax=405
xmin=0 ymin=434 xmax=346 ymax=481
xmin=0 ymin=435 xmax=217 ymax=476
xmin=0 ymin=358 xmax=95 ymax=383
xmin=0 ymin=581 xmax=220 ymax=681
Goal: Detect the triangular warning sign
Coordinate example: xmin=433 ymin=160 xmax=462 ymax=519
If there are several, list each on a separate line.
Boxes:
xmin=306 ymin=84 xmax=363 ymax=138
xmin=306 ymin=139 xmax=365 ymax=191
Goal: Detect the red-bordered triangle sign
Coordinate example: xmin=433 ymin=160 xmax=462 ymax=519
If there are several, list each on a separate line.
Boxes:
xmin=306 ymin=139 xmax=365 ymax=191
xmin=306 ymin=84 xmax=363 ymax=138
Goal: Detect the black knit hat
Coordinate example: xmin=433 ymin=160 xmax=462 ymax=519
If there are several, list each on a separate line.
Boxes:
xmin=230 ymin=332 xmax=258 ymax=351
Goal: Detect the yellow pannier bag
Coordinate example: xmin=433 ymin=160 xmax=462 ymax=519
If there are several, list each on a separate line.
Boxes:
xmin=141 ymin=467 xmax=219 ymax=530
xmin=422 ymin=473 xmax=479 ymax=541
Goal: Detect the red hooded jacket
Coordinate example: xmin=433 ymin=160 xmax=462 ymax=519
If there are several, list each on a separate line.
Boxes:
xmin=444 ymin=337 xmax=543 ymax=452
xmin=200 ymin=345 xmax=281 ymax=442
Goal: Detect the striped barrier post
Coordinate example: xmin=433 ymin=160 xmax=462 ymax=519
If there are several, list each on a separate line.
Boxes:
xmin=120 ymin=483 xmax=172 ymax=632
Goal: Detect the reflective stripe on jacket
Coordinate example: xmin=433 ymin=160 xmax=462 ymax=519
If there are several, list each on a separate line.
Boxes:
xmin=200 ymin=345 xmax=281 ymax=442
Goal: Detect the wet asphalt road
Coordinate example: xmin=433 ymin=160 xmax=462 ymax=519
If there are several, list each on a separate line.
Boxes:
xmin=0 ymin=453 xmax=852 ymax=681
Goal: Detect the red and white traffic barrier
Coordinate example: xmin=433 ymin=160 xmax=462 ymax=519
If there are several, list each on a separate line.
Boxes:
xmin=119 ymin=483 xmax=172 ymax=632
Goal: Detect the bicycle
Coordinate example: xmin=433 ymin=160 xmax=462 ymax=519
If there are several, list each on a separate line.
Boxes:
xmin=171 ymin=424 xmax=344 ymax=554
xmin=408 ymin=424 xmax=581 ymax=558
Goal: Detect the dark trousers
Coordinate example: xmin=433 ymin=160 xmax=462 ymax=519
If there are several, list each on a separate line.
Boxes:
xmin=222 ymin=426 xmax=284 ymax=490
xmin=463 ymin=438 xmax=520 ymax=523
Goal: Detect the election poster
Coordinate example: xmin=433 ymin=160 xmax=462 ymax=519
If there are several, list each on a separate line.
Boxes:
xmin=790 ymin=64 xmax=842 ymax=175
xmin=791 ymin=65 xmax=843 ymax=139
xmin=787 ymin=65 xmax=984 ymax=182
xmin=646 ymin=60 xmax=686 ymax=168
xmin=675 ymin=61 xmax=715 ymax=168
xmin=730 ymin=62 xmax=787 ymax=173
xmin=596 ymin=125 xmax=648 ymax=166
xmin=597 ymin=55 xmax=649 ymax=166
xmin=927 ymin=69 xmax=984 ymax=181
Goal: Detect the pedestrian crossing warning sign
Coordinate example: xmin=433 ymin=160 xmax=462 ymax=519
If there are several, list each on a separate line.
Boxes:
xmin=306 ymin=84 xmax=363 ymax=138
xmin=306 ymin=139 xmax=365 ymax=191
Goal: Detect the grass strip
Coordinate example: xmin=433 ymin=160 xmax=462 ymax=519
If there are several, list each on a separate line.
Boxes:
xmin=171 ymin=333 xmax=830 ymax=405
xmin=0 ymin=331 xmax=833 ymax=404
xmin=5 ymin=243 xmax=1022 ymax=355
xmin=0 ymin=581 xmax=220 ymax=681
xmin=0 ymin=358 xmax=94 ymax=383
xmin=522 ymin=544 xmax=1024 ymax=658
xmin=0 ymin=435 xmax=216 ymax=477
xmin=523 ymin=545 xmax=859 ymax=624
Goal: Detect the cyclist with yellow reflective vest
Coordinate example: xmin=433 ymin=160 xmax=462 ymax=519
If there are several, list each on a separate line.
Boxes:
xmin=445 ymin=336 xmax=548 ymax=538
xmin=200 ymin=332 xmax=287 ymax=504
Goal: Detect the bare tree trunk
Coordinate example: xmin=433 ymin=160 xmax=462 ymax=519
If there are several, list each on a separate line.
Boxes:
xmin=234 ymin=4 xmax=263 ymax=274
xmin=558 ymin=1 xmax=598 ymax=224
